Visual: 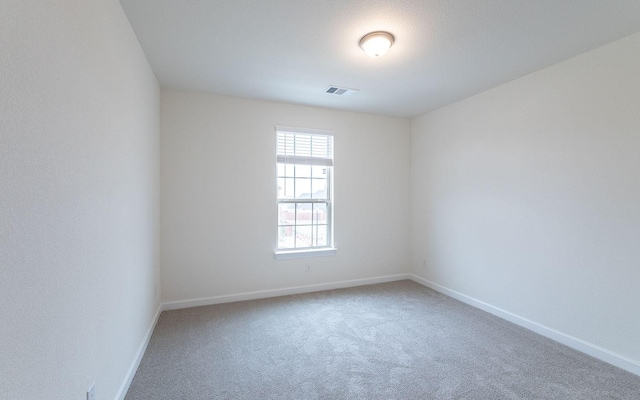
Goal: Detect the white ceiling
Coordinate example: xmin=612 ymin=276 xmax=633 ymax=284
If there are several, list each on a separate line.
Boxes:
xmin=120 ymin=0 xmax=640 ymax=118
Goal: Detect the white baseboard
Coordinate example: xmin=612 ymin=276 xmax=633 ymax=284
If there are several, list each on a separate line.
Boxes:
xmin=408 ymin=274 xmax=640 ymax=377
xmin=114 ymin=304 xmax=162 ymax=400
xmin=162 ymin=273 xmax=411 ymax=311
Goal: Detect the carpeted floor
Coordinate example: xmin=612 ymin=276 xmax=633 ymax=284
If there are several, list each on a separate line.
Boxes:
xmin=125 ymin=280 xmax=640 ymax=399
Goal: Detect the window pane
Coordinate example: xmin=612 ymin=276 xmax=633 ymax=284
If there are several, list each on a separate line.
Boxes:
xmin=296 ymin=225 xmax=312 ymax=248
xmin=278 ymin=203 xmax=295 ymax=225
xmin=280 ymin=178 xmax=294 ymax=198
xmin=296 ymin=202 xmax=312 ymax=225
xmin=312 ymin=203 xmax=327 ymax=224
xmin=315 ymin=225 xmax=327 ymax=247
xmin=311 ymin=178 xmax=327 ymax=199
xmin=285 ymin=164 xmax=294 ymax=177
xmin=311 ymin=166 xmax=327 ymax=178
xmin=295 ymin=165 xmax=311 ymax=178
xmin=294 ymin=178 xmax=311 ymax=199
xmin=278 ymin=163 xmax=295 ymax=178
xmin=278 ymin=225 xmax=295 ymax=249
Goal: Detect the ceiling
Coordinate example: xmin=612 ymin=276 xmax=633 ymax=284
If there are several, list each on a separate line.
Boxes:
xmin=120 ymin=0 xmax=640 ymax=118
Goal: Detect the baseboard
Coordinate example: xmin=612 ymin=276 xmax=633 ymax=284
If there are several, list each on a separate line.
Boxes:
xmin=114 ymin=304 xmax=162 ymax=400
xmin=162 ymin=273 xmax=411 ymax=311
xmin=408 ymin=274 xmax=640 ymax=377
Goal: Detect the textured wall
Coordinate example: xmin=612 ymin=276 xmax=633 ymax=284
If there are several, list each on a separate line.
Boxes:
xmin=0 ymin=1 xmax=160 ymax=399
xmin=411 ymin=33 xmax=640 ymax=365
xmin=160 ymin=90 xmax=411 ymax=302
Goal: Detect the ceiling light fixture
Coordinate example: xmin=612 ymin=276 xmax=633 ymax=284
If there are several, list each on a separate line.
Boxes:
xmin=359 ymin=31 xmax=394 ymax=58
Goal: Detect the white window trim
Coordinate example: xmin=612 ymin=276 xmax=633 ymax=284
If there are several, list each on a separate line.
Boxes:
xmin=274 ymin=247 xmax=337 ymax=260
xmin=275 ymin=126 xmax=335 ymax=258
xmin=276 ymin=126 xmax=334 ymax=137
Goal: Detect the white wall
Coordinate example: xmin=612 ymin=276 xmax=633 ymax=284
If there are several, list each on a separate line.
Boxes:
xmin=0 ymin=1 xmax=160 ymax=399
xmin=161 ymin=90 xmax=410 ymax=303
xmin=411 ymin=32 xmax=640 ymax=366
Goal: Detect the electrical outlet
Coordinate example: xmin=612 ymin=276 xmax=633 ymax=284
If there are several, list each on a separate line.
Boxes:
xmin=87 ymin=383 xmax=95 ymax=400
xmin=305 ymin=264 xmax=312 ymax=273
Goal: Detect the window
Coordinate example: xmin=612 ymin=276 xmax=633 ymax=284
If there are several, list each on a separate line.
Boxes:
xmin=275 ymin=126 xmax=336 ymax=258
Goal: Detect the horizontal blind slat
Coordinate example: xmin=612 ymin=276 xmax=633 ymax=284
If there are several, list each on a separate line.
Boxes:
xmin=277 ymin=130 xmax=333 ymax=161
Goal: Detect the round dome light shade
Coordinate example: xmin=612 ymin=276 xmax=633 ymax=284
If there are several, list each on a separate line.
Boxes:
xmin=359 ymin=31 xmax=394 ymax=57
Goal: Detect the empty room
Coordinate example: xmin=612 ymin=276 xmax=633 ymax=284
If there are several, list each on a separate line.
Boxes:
xmin=2 ymin=0 xmax=640 ymax=399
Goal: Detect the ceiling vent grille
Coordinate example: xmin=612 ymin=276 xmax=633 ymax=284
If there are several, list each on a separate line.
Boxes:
xmin=325 ymin=86 xmax=359 ymax=96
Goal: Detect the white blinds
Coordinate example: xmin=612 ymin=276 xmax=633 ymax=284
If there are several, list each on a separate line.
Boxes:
xmin=276 ymin=127 xmax=333 ymax=166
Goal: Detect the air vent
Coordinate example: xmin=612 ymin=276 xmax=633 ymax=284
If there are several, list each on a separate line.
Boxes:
xmin=325 ymin=86 xmax=359 ymax=96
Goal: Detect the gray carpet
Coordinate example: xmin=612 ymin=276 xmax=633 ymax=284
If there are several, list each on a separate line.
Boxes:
xmin=125 ymin=280 xmax=640 ymax=399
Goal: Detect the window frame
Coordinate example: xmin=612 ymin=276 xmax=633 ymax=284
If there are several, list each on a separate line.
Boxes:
xmin=274 ymin=126 xmax=337 ymax=259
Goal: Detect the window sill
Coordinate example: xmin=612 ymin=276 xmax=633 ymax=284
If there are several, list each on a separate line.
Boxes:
xmin=274 ymin=248 xmax=337 ymax=260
